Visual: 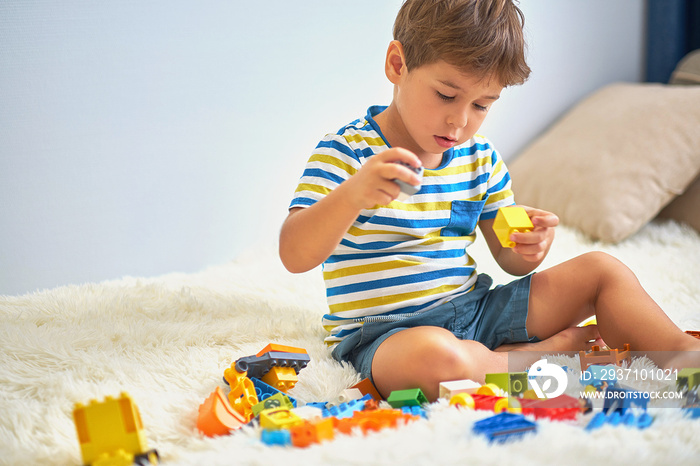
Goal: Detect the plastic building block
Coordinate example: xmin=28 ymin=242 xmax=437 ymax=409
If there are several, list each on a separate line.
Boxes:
xmin=73 ymin=392 xmax=159 ymax=466
xmin=291 ymin=405 xmax=324 ymax=421
xmin=579 ymin=343 xmax=631 ymax=371
xmin=338 ymin=388 xmax=364 ymax=404
xmin=393 ymin=161 xmax=424 ymax=201
xmin=256 ymin=343 xmax=308 ymax=357
xmin=585 ymin=410 xmax=653 ymax=431
xmin=520 ymin=394 xmax=581 ymax=421
xmin=471 ymin=394 xmax=504 ymax=411
xmin=472 ymin=412 xmax=537 ymax=443
xmin=580 ymin=316 xmax=597 ymax=327
xmin=261 ymin=428 xmax=292 ymax=446
xmin=521 ymin=389 xmax=540 ymax=399
xmin=450 ymin=393 xmax=475 ymax=410
xmin=261 ymin=365 xmax=298 ymax=392
xmin=250 ymin=377 xmax=298 ymax=408
xmin=333 ymin=408 xmax=420 ymax=435
xmin=439 ymin=379 xmax=481 ymax=400
xmin=683 ymin=407 xmax=700 ymax=419
xmin=290 ymin=418 xmax=335 ymax=448
xmin=222 ymin=366 xmax=259 ymax=422
xmin=322 ymin=395 xmax=371 ymax=419
xmin=259 ymin=408 xmax=304 ymax=431
xmin=234 ymin=351 xmax=310 ymax=379
xmin=386 ymin=388 xmax=428 ymax=408
xmin=401 ymin=405 xmax=428 ymax=419
xmin=676 ymin=368 xmax=700 ymax=391
xmin=603 ymin=387 xmax=648 ymax=414
xmin=304 ymin=401 xmax=328 ymax=410
xmin=197 ymin=386 xmax=247 ymax=437
xmin=251 ymin=392 xmax=295 ymax=417
xmin=351 ymin=378 xmax=383 ymax=401
xmin=363 ymin=398 xmax=381 ymax=411
xmin=492 ymin=206 xmax=533 ymax=248
xmin=485 ymin=372 xmax=528 ymax=396
xmin=494 ymin=397 xmax=523 ymax=414
xmin=476 ymin=383 xmax=504 ymax=397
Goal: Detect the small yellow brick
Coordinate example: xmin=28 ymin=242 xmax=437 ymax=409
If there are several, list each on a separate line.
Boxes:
xmin=492 ymin=206 xmax=533 ymax=248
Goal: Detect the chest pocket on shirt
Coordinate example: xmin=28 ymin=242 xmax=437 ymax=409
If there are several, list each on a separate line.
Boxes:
xmin=440 ymin=199 xmax=486 ymax=237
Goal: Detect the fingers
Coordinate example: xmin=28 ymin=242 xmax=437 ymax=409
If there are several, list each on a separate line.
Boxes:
xmin=510 ymin=205 xmax=558 ymax=261
xmin=520 ymin=205 xmax=559 ymax=228
xmin=377 ymin=147 xmax=422 ymax=169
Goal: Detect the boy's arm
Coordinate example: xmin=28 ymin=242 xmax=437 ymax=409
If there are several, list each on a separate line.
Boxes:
xmin=479 ymin=206 xmax=559 ymax=276
xmin=279 ymin=148 xmax=422 ymax=273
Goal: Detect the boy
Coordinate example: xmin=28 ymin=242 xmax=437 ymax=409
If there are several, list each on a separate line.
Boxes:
xmin=279 ymin=0 xmax=700 ymax=401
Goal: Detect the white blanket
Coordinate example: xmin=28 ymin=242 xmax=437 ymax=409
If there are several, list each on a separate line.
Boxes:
xmin=1 ymin=220 xmax=699 ymax=465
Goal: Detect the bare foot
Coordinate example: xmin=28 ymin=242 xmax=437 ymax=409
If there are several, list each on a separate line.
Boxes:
xmin=495 ymin=325 xmax=603 ymax=353
xmin=653 ymin=336 xmax=700 ymax=370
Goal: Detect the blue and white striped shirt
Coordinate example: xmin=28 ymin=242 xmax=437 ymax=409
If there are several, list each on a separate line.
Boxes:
xmin=290 ymin=106 xmax=514 ymax=346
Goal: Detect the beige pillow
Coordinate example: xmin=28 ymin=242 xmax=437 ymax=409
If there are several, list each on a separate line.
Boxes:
xmin=508 ymin=83 xmax=700 ymax=243
xmin=657 ymin=173 xmax=700 ymax=232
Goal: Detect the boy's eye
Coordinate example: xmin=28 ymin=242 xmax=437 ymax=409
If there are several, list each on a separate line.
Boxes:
xmin=474 ymin=103 xmax=489 ymax=112
xmin=436 ymin=91 xmax=455 ymax=102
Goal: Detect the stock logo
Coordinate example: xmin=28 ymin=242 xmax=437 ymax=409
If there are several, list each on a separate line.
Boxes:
xmin=527 ymin=359 xmax=568 ymax=399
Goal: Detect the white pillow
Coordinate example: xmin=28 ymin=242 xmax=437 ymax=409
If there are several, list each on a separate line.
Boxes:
xmin=508 ymin=83 xmax=700 ymax=243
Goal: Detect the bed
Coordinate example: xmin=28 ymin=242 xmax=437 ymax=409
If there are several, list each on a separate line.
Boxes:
xmin=2 ymin=81 xmax=700 ymax=465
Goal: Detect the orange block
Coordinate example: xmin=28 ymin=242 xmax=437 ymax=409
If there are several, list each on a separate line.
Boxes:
xmin=256 ymin=343 xmax=308 ymax=357
xmin=197 ymin=387 xmax=246 ymax=437
xmin=350 ymin=378 xmax=383 ymax=401
xmin=290 ymin=418 xmax=335 ymax=448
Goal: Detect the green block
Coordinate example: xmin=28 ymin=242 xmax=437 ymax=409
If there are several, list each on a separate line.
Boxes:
xmin=252 ymin=392 xmax=294 ymax=416
xmin=485 ymin=372 xmax=528 ymax=396
xmin=387 ymin=388 xmax=428 ymax=408
xmin=677 ymin=368 xmax=700 ymax=391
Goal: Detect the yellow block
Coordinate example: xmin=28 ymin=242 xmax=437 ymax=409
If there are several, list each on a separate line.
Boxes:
xmin=492 ymin=206 xmax=533 ymax=248
xmin=72 ymin=392 xmax=150 ymax=466
xmin=259 ymin=408 xmax=304 ymax=430
xmin=261 ymin=366 xmax=298 ymax=392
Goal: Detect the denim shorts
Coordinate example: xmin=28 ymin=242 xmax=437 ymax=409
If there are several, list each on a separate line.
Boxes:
xmin=330 ymin=273 xmax=537 ymax=384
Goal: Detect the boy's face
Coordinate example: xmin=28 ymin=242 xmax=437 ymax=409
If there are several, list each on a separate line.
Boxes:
xmin=388 ymin=58 xmax=503 ymax=161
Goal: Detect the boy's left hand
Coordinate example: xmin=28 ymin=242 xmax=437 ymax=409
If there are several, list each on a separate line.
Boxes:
xmin=509 ymin=206 xmax=559 ymax=263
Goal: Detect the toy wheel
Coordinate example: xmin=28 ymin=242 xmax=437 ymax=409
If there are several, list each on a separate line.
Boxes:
xmin=449 ymin=393 xmax=475 ymax=409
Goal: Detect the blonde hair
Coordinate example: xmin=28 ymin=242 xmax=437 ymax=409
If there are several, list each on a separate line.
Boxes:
xmin=393 ymin=0 xmax=531 ymax=86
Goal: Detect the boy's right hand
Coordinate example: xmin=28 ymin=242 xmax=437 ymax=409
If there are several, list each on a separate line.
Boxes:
xmin=343 ymin=148 xmax=423 ymax=209
xmin=280 ymin=147 xmax=421 ymax=273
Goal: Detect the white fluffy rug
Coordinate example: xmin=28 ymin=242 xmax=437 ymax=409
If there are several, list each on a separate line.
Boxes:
xmin=2 ymin=220 xmax=700 ymax=466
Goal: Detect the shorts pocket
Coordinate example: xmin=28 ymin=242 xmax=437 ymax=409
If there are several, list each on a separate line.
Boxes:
xmin=440 ymin=199 xmax=486 ymax=237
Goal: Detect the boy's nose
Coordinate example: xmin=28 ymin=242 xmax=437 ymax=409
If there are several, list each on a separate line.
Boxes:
xmin=447 ymin=110 xmax=468 ymax=128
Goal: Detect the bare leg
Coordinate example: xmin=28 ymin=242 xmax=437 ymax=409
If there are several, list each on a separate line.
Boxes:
xmin=527 ymin=252 xmax=700 ymax=367
xmin=371 ymin=325 xmax=597 ymax=401
xmin=371 ymin=252 xmax=700 ymax=401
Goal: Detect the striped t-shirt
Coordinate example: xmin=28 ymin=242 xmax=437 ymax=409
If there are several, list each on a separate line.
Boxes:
xmin=290 ymin=106 xmax=515 ymax=346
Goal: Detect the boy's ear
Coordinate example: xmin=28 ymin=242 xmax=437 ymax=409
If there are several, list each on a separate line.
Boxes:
xmin=385 ymin=40 xmax=407 ymax=84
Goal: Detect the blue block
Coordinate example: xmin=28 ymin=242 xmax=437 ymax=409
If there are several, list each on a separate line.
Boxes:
xmin=322 ymin=394 xmax=372 ymax=419
xmin=401 ymin=405 xmax=427 ymax=419
xmin=251 ymin=377 xmax=297 ymax=407
xmin=585 ymin=410 xmax=653 ymax=431
xmin=603 ymin=387 xmax=648 ymax=414
xmin=473 ymin=412 xmax=537 ymax=443
xmin=261 ymin=428 xmax=291 ymax=446
xmin=304 ymin=401 xmax=328 ymax=410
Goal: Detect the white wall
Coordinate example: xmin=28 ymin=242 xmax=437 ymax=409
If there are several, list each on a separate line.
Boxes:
xmin=0 ymin=1 xmax=645 ymax=295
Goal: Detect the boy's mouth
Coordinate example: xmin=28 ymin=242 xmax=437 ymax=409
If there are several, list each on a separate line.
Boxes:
xmin=434 ymin=135 xmax=457 ymax=148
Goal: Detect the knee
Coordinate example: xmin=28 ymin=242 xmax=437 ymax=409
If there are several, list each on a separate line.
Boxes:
xmin=413 ymin=332 xmax=481 ymax=386
xmin=580 ymin=251 xmax=631 ymax=278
